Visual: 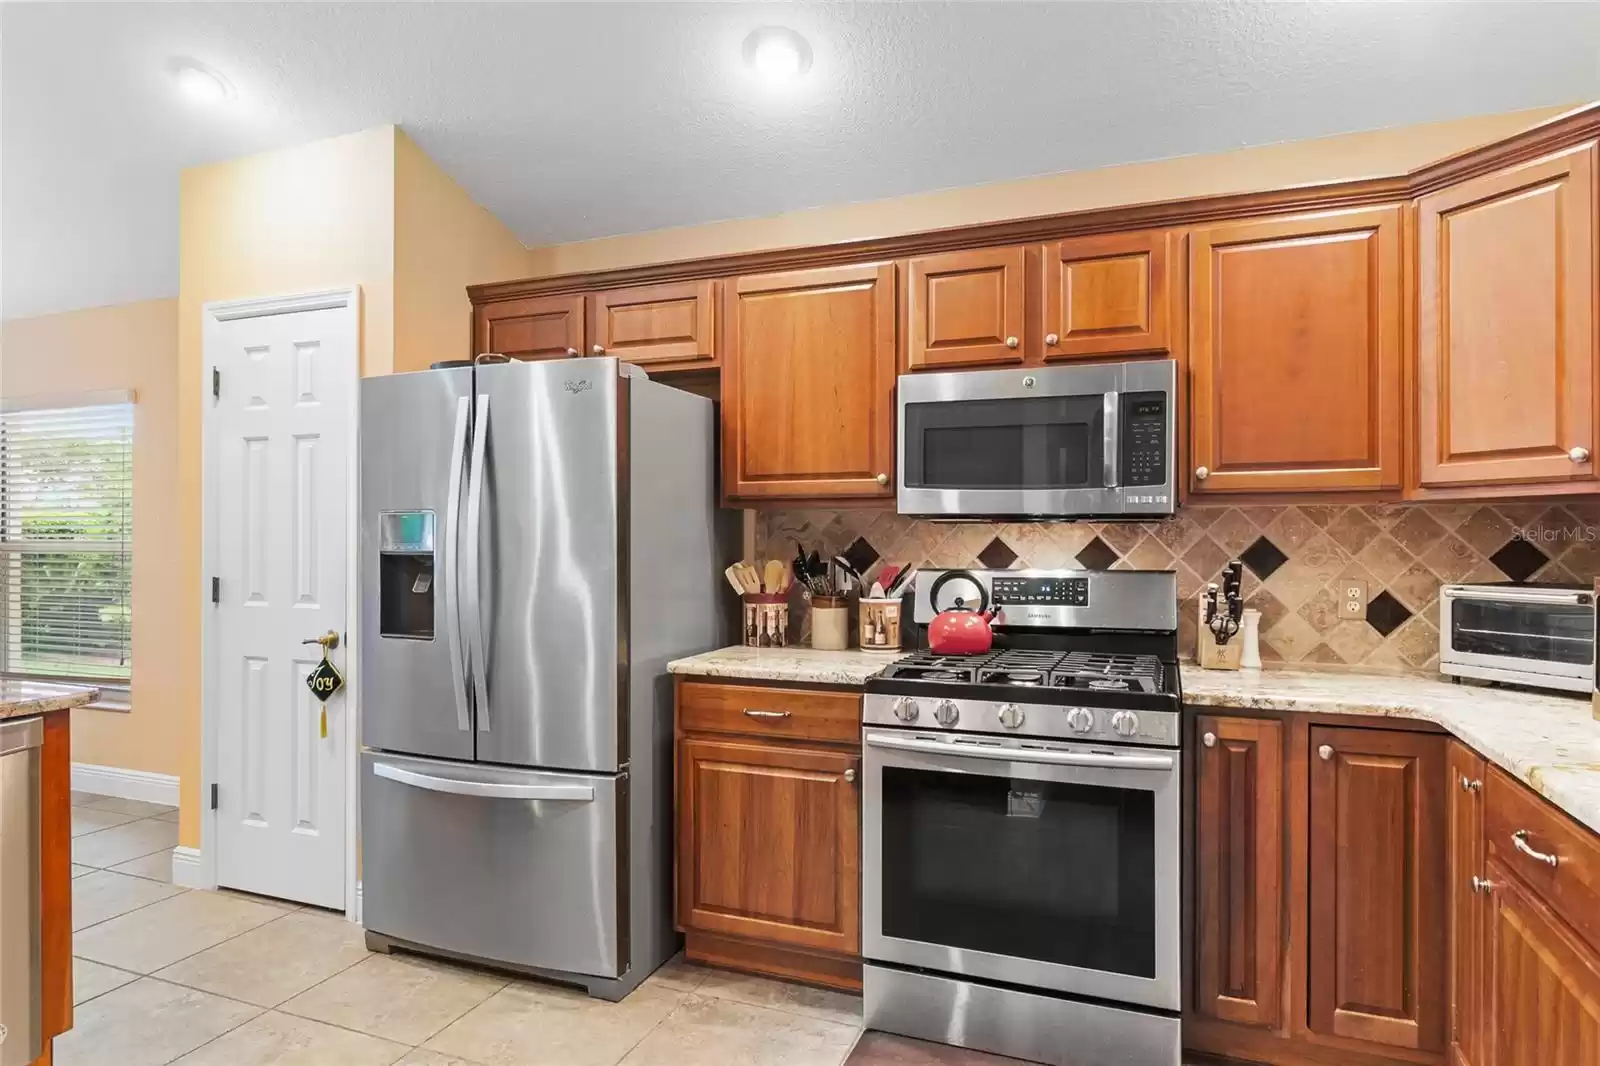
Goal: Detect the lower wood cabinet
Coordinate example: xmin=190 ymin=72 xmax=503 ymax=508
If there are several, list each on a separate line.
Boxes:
xmin=674 ymin=679 xmax=863 ymax=990
xmin=1448 ymin=743 xmax=1488 ymax=1066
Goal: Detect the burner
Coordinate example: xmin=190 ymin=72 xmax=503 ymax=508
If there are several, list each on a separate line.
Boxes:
xmin=1050 ymin=651 xmax=1164 ymax=694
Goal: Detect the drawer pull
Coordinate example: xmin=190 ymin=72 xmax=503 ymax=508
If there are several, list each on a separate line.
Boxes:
xmin=1513 ymin=829 xmax=1560 ymax=868
xmin=1460 ymin=776 xmax=1482 ymax=793
xmin=743 ymin=709 xmax=792 ymax=719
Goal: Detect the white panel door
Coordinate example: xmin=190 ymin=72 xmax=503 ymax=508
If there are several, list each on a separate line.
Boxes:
xmin=208 ymin=299 xmax=354 ymax=909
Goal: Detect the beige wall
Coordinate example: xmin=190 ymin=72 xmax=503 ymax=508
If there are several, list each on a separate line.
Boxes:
xmin=394 ymin=130 xmax=532 ymax=373
xmin=524 ymin=104 xmax=1571 ymax=277
xmin=0 ymin=298 xmax=184 ymax=778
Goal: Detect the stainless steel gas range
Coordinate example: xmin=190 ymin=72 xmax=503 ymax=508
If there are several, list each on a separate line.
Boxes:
xmin=861 ymin=568 xmax=1182 ymax=1066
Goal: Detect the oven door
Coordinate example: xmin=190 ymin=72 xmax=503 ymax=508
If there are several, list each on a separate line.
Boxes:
xmin=1439 ymin=586 xmax=1594 ymax=688
xmin=862 ymin=728 xmax=1180 ymax=1011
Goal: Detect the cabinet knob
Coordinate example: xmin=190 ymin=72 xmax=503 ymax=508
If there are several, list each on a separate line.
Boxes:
xmin=565 ymin=347 xmax=579 ymax=357
xmin=1045 ymin=333 xmax=1060 ymax=346
xmin=1460 ymin=775 xmax=1482 ymax=793
xmin=1195 ymin=466 xmax=1210 ymax=481
xmin=592 ymin=344 xmax=606 ymax=355
xmin=1471 ymin=876 xmax=1496 ymax=894
xmin=876 ymin=473 xmax=890 ymax=486
xmin=1570 ymin=446 xmax=1590 ymax=463
xmin=1318 ymin=744 xmax=1334 ymax=761
xmin=1202 ymin=731 xmax=1217 ymax=748
xmin=844 ymin=768 xmax=857 ymax=783
xmin=1005 ymin=336 xmax=1019 ymax=349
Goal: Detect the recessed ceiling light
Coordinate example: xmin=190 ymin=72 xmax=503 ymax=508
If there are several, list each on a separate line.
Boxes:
xmin=742 ymin=27 xmax=812 ymax=84
xmin=169 ymin=58 xmax=234 ymax=105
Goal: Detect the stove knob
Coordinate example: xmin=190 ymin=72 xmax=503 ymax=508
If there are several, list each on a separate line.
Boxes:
xmin=892 ymin=697 xmax=921 ymax=723
xmin=934 ymin=700 xmax=960 ymax=727
xmin=997 ymin=703 xmax=1026 ymax=730
xmin=1066 ymin=707 xmax=1095 ymax=734
xmin=1111 ymin=710 xmax=1140 ymax=738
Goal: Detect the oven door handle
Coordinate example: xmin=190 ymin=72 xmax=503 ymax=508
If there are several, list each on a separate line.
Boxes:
xmin=865 ymin=733 xmax=1174 ymax=771
xmin=1441 ymin=587 xmax=1589 ymax=605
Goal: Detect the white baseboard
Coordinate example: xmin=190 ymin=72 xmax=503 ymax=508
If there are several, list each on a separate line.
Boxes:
xmin=72 ymin=762 xmax=180 ymax=807
xmin=171 ymin=845 xmax=211 ymax=889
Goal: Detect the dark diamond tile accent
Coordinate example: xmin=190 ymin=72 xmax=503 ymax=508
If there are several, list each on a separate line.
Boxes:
xmin=1239 ymin=535 xmax=1289 ymax=580
xmin=1489 ymin=536 xmax=1550 ymax=583
xmin=841 ymin=536 xmax=880 ymax=576
xmin=977 ymin=536 xmax=1018 ymax=570
xmin=1075 ymin=536 xmax=1120 ymax=571
xmin=1365 ymin=590 xmax=1413 ymax=638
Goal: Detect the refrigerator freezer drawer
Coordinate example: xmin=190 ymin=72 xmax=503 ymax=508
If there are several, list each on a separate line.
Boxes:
xmin=361 ymin=751 xmax=626 ymax=980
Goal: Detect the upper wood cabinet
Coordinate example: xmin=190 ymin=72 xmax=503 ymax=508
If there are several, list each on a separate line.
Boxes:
xmin=475 ymin=294 xmax=585 ymax=361
xmin=1193 ymin=715 xmax=1283 ymax=1030
xmin=724 ymin=262 xmax=897 ymax=501
xmin=1044 ymin=230 xmax=1175 ymax=360
xmin=1189 ymin=207 xmax=1404 ymax=494
xmin=1308 ymin=726 xmax=1447 ymax=1054
xmin=1415 ymin=143 xmax=1598 ymax=491
xmin=1448 ymin=742 xmax=1488 ymax=1066
xmin=904 ymin=246 xmax=1027 ymax=371
xmin=587 ymin=279 xmax=719 ymax=370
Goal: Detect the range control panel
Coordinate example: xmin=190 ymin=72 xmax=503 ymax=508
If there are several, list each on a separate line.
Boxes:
xmin=1121 ymin=392 xmax=1168 ymax=487
xmin=991 ymin=575 xmax=1090 ymax=606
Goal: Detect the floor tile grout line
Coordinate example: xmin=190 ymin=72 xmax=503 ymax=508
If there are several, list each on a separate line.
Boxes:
xmin=80 ymin=902 xmax=296 ymax=977
xmin=151 ymin=921 xmax=373 ymax=1013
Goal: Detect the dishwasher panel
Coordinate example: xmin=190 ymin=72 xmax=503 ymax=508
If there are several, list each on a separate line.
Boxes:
xmin=0 ymin=717 xmax=42 ymax=1066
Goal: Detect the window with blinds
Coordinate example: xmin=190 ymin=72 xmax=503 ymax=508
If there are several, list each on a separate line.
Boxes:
xmin=0 ymin=396 xmax=133 ymax=698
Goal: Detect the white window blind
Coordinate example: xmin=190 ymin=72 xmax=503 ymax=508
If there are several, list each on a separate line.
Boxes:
xmin=0 ymin=396 xmax=133 ymax=696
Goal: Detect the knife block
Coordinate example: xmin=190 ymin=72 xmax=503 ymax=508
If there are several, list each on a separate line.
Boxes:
xmin=1196 ymin=597 xmax=1243 ymax=670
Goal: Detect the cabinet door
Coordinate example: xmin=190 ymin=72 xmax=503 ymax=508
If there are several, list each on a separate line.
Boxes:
xmin=904 ymin=246 xmax=1026 ymax=371
xmin=1190 ymin=207 xmax=1403 ymax=493
xmin=474 ymin=294 xmax=584 ymax=361
xmin=1308 ymin=727 xmax=1447 ymax=1052
xmin=724 ymin=263 xmax=897 ymax=500
xmin=677 ymin=736 xmax=860 ymax=956
xmin=1484 ymin=860 xmax=1600 ymax=1066
xmin=1194 ymin=715 xmax=1284 ymax=1028
xmin=1416 ymin=143 xmax=1597 ymax=489
xmin=1044 ymin=230 xmax=1174 ymax=360
xmin=1449 ymin=743 xmax=1488 ymax=1066
xmin=588 ymin=279 xmax=718 ymax=369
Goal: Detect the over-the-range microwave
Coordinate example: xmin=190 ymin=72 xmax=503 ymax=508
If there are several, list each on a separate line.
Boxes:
xmin=896 ymin=359 xmax=1177 ymax=520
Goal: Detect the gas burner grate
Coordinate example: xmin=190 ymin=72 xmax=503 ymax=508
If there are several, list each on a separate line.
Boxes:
xmin=879 ymin=651 xmax=999 ymax=684
xmin=1050 ymin=652 xmax=1164 ymax=694
xmin=975 ymin=650 xmax=1067 ymax=686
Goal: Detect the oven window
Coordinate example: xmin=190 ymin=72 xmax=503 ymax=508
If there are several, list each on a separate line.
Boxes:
xmin=880 ymin=765 xmax=1156 ymax=978
xmin=1449 ymin=599 xmax=1594 ymax=665
xmin=903 ymin=396 xmax=1103 ymax=491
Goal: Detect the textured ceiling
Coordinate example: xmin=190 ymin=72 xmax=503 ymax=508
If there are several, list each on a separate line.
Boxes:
xmin=4 ymin=1 xmax=1600 ymax=319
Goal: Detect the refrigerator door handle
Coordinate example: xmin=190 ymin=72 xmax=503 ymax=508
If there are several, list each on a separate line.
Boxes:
xmin=465 ymin=392 xmax=491 ymax=731
xmin=443 ymin=395 xmax=471 ymax=733
xmin=372 ymin=761 xmax=594 ymax=802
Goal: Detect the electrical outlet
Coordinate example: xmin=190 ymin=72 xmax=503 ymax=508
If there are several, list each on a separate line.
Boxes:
xmin=1340 ymin=578 xmax=1368 ymax=620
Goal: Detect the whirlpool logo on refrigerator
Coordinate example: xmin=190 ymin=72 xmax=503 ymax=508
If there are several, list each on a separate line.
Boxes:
xmin=564 ymin=379 xmax=593 ymax=395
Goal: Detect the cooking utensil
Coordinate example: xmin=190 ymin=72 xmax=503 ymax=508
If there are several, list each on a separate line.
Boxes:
xmin=764 ymin=559 xmax=787 ymax=595
xmin=929 ymin=602 xmax=1000 ymax=655
xmin=869 ymin=581 xmax=886 ymax=599
xmin=723 ymin=564 xmax=748 ymax=596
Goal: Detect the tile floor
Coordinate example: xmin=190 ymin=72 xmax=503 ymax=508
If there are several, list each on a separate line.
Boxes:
xmin=65 ymin=789 xmax=1032 ymax=1066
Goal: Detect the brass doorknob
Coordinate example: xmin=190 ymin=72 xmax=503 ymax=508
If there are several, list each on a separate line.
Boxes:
xmin=301 ymin=631 xmax=339 ymax=650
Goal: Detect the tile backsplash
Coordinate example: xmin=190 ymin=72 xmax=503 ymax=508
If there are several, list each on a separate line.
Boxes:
xmin=757 ymin=502 xmax=1600 ymax=673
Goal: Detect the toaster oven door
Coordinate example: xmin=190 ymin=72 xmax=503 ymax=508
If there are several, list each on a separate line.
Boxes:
xmin=1440 ymin=587 xmax=1594 ymax=687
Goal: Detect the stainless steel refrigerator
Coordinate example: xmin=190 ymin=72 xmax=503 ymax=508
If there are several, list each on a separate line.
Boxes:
xmin=358 ymin=357 xmax=726 ymax=1000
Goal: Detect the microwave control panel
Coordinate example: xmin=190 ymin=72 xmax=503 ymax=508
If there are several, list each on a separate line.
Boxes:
xmin=991 ymin=575 xmax=1090 ymax=606
xmin=1121 ymin=392 xmax=1168 ymax=487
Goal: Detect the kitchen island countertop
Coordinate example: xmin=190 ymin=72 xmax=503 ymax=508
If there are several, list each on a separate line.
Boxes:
xmin=0 ymin=679 xmax=100 ymax=720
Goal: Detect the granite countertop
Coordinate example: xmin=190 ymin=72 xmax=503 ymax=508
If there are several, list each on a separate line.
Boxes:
xmin=0 ymin=679 xmax=100 ymax=721
xmin=669 ymin=645 xmax=902 ymax=686
xmin=1182 ymin=666 xmax=1600 ymax=834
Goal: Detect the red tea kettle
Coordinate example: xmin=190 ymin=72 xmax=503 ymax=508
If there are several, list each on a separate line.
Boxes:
xmin=927 ymin=570 xmax=1002 ymax=655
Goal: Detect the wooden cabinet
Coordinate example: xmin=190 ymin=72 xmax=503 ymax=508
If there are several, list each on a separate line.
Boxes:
xmin=723 ymin=262 xmax=897 ymax=501
xmin=1189 ymin=207 xmax=1404 ymax=494
xmin=674 ymin=678 xmax=863 ymax=990
xmin=1308 ymin=726 xmax=1447 ymax=1053
xmin=1448 ymin=744 xmax=1488 ymax=1066
xmin=474 ymin=293 xmax=584 ymax=361
xmin=1415 ymin=143 xmax=1598 ymax=491
xmin=904 ymin=246 xmax=1027 ymax=371
xmin=1194 ymin=714 xmax=1284 ymax=1028
xmin=1044 ymin=230 xmax=1175 ymax=360
xmin=587 ymin=279 xmax=718 ymax=370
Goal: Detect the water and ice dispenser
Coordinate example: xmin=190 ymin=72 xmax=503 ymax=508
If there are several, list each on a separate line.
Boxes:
xmin=379 ymin=511 xmax=436 ymax=639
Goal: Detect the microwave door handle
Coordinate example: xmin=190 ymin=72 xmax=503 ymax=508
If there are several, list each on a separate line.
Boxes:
xmin=1102 ymin=391 xmax=1119 ymax=488
xmin=444 ymin=395 xmax=471 ymax=733
xmin=866 ymin=733 xmax=1174 ymax=771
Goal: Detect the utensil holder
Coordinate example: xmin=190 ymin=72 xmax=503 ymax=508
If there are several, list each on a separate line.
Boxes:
xmin=858 ymin=597 xmax=903 ymax=651
xmin=742 ymin=593 xmax=790 ymax=648
xmin=1196 ymin=596 xmax=1243 ymax=670
xmin=810 ymin=596 xmax=851 ymax=651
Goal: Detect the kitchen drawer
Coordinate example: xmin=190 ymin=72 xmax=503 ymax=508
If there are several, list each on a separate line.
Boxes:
xmin=676 ymin=681 xmax=861 ymax=744
xmin=1485 ymin=765 xmax=1600 ymax=952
